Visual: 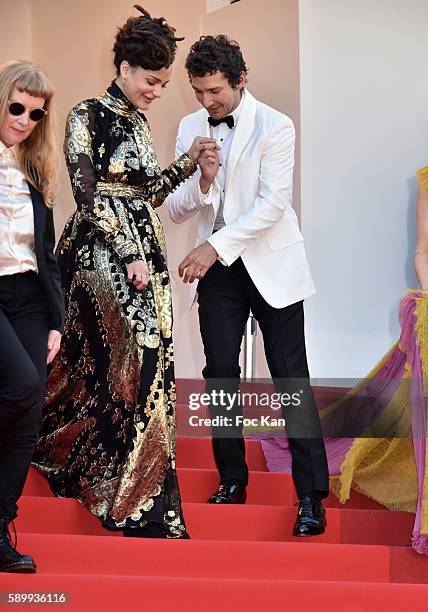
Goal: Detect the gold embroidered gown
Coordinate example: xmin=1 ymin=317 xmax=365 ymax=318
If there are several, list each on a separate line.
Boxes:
xmin=33 ymin=82 xmax=196 ymax=537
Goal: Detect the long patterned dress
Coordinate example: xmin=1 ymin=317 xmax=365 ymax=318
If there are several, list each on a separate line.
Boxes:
xmin=33 ymin=82 xmax=196 ymax=537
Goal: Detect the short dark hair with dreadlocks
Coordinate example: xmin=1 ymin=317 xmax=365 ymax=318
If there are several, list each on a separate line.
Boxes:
xmin=113 ymin=4 xmax=184 ymax=73
xmin=185 ymin=35 xmax=248 ymax=88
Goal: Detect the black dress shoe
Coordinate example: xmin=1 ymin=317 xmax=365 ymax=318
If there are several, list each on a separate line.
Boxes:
xmin=0 ymin=498 xmax=36 ymax=573
xmin=293 ymin=496 xmax=326 ymax=537
xmin=208 ymin=482 xmax=247 ymax=504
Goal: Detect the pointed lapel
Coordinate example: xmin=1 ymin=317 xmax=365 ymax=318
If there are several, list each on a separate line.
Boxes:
xmin=225 ymin=90 xmax=257 ymax=194
xmin=28 ymin=183 xmax=46 ymax=260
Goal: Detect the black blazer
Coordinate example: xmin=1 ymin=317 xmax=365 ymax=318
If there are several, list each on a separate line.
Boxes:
xmin=29 ymin=184 xmax=65 ymax=333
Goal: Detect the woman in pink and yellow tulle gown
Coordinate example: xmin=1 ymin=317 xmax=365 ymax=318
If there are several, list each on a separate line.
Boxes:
xmin=257 ymin=163 xmax=428 ymax=554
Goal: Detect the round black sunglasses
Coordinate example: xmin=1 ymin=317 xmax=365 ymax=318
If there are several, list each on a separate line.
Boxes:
xmin=8 ymin=101 xmax=47 ymax=122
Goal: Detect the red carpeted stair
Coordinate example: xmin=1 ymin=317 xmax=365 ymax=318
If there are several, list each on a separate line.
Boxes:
xmin=1 ymin=434 xmax=428 ymax=610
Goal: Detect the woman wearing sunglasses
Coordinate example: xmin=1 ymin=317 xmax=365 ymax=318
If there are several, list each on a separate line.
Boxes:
xmin=0 ymin=60 xmax=64 ymax=572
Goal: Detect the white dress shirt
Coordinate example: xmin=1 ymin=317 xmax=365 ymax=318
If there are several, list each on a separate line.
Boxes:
xmin=199 ymin=92 xmax=245 ymax=231
xmin=0 ymin=140 xmax=37 ymax=276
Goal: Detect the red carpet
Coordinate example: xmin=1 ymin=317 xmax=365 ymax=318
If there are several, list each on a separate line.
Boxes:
xmin=1 ymin=437 xmax=428 ymax=610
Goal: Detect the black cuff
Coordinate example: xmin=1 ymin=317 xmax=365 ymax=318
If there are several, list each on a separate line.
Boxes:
xmin=122 ymin=253 xmax=141 ymax=265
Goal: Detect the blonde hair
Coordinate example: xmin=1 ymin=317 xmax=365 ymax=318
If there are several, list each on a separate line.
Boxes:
xmin=0 ymin=60 xmax=58 ymax=207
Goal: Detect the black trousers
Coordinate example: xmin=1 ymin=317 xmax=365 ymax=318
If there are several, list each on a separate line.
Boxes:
xmin=0 ymin=272 xmax=49 ymax=505
xmin=197 ymin=258 xmax=329 ymax=499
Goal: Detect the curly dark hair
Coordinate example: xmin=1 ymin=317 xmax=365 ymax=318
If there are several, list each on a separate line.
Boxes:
xmin=185 ymin=35 xmax=248 ymax=88
xmin=113 ymin=5 xmax=184 ymax=73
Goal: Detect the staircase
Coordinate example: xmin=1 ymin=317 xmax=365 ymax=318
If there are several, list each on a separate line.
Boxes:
xmin=1 ymin=435 xmax=428 ymax=610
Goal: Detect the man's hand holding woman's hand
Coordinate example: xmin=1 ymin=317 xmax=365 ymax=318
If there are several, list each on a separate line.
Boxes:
xmin=187 ymin=136 xmax=219 ymax=162
xmin=188 ymin=136 xmax=221 ymax=194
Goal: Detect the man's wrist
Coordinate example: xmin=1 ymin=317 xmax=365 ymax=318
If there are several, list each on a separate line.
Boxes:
xmin=205 ymin=240 xmax=218 ymax=257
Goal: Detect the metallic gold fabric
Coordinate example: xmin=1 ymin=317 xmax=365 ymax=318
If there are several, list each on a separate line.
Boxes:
xmin=33 ymin=82 xmax=196 ymax=537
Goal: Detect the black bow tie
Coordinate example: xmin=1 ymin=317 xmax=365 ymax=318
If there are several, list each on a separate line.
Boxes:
xmin=208 ymin=115 xmax=234 ymax=129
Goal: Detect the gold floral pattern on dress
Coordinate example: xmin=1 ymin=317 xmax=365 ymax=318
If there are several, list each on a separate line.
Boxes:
xmin=33 ymin=81 xmax=195 ymax=537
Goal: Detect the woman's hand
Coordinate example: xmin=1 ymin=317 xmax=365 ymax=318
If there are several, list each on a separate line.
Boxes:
xmin=125 ymin=260 xmax=150 ymax=291
xmin=199 ymin=147 xmax=221 ymax=190
xmin=47 ymin=330 xmax=62 ymax=364
xmin=187 ymin=137 xmax=219 ymax=162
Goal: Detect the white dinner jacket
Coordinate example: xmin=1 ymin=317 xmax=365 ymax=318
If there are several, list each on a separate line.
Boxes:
xmin=165 ymin=90 xmax=315 ymax=308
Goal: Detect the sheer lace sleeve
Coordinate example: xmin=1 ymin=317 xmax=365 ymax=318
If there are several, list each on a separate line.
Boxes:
xmin=141 ymin=153 xmax=197 ymax=208
xmin=64 ymin=103 xmax=140 ymax=263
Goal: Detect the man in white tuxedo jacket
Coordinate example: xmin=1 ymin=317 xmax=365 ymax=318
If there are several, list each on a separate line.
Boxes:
xmin=165 ymin=36 xmax=329 ymax=536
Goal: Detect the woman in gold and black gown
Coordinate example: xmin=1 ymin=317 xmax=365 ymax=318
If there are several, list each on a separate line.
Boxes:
xmin=33 ymin=6 xmax=216 ymax=538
